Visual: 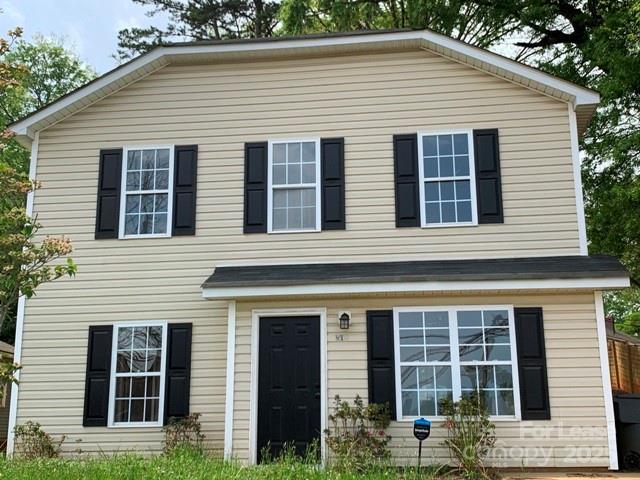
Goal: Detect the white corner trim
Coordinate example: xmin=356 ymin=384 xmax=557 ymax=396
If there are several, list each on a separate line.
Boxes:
xmin=594 ymin=291 xmax=618 ymax=470
xmin=7 ymin=131 xmax=39 ymax=456
xmin=569 ymin=104 xmax=588 ymax=255
xmin=223 ymin=300 xmax=236 ymax=460
xmin=11 ymin=30 xmax=599 ymax=140
xmin=202 ymin=277 xmax=630 ymax=300
xmin=248 ymin=308 xmax=327 ymax=465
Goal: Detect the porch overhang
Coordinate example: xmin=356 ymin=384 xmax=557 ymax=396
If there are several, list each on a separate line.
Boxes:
xmin=201 ymin=255 xmax=630 ymax=300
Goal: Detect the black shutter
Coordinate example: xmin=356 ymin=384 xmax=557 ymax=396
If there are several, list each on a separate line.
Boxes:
xmin=172 ymin=145 xmax=198 ymax=236
xmin=164 ymin=323 xmax=193 ymax=423
xmin=244 ymin=142 xmax=268 ymax=233
xmin=393 ymin=134 xmax=419 ymax=227
xmin=95 ymin=149 xmax=122 ymax=239
xmin=83 ymin=325 xmax=113 ymax=426
xmin=320 ymin=138 xmax=345 ymax=230
xmin=367 ymin=310 xmax=397 ymax=418
xmin=514 ymin=308 xmax=551 ymax=420
xmin=473 ymin=129 xmax=503 ymax=224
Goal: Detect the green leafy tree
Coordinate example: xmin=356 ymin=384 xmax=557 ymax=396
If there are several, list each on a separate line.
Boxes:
xmin=117 ymin=0 xmax=280 ymax=60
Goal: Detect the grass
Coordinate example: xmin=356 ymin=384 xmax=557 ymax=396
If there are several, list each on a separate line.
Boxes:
xmin=0 ymin=448 xmax=451 ymax=480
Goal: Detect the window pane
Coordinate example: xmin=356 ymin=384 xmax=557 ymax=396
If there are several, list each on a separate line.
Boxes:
xmin=148 ymin=327 xmax=162 ymax=348
xmin=131 ymin=377 xmax=146 ymax=398
xmin=424 ymin=312 xmax=448 ymax=328
xmin=287 ymin=207 xmax=302 ymax=229
xmin=157 ymin=149 xmax=170 ymax=169
xmin=141 ymin=170 xmax=154 ymax=190
xmin=302 ymin=142 xmax=315 ymax=163
xmin=273 ymin=209 xmax=286 ymax=230
xmin=435 ymin=366 xmax=452 ymax=389
xmin=400 ymin=346 xmax=424 ymax=362
xmin=486 ymin=344 xmax=511 ymax=361
xmin=115 ymin=378 xmax=130 ymax=398
xmin=477 ymin=366 xmax=494 ymax=389
xmin=302 ymin=164 xmax=315 ymax=183
xmin=153 ymin=214 xmax=167 ymax=234
xmin=460 ymin=366 xmax=477 ymax=389
xmin=484 ymin=310 xmax=509 ymax=327
xmin=117 ymin=352 xmax=131 ymax=373
xmin=146 ymin=376 xmax=161 ymax=397
xmin=127 ymin=150 xmax=141 ymax=170
xmin=146 ymin=349 xmax=162 ymax=372
xmin=131 ymin=350 xmax=146 ymax=373
xmin=142 ymin=150 xmax=155 ymax=169
xmin=423 ymin=136 xmax=437 ymax=156
xmin=424 ymin=157 xmax=438 ymax=178
xmin=440 ymin=181 xmax=454 ymax=201
xmin=118 ymin=327 xmax=133 ymax=349
xmin=425 ymin=182 xmax=439 ymax=202
xmin=130 ymin=399 xmax=144 ymax=422
xmin=418 ymin=366 xmax=434 ymax=389
xmin=126 ymin=195 xmax=140 ymax=214
xmin=133 ymin=327 xmax=147 ymax=349
xmin=288 ymin=189 xmax=301 ymax=208
xmin=402 ymin=391 xmax=418 ymax=417
xmin=438 ymin=135 xmax=453 ymax=155
xmin=484 ymin=328 xmax=510 ymax=344
xmin=273 ymin=165 xmax=286 ymax=185
xmin=497 ymin=390 xmax=515 ymax=415
xmin=399 ymin=312 xmax=422 ymax=329
xmin=401 ymin=366 xmax=417 ymax=389
xmin=439 ymin=156 xmax=454 ymax=177
xmin=455 ymin=180 xmax=470 ymax=200
xmin=125 ymin=215 xmax=139 ymax=235
xmin=458 ymin=311 xmax=481 ymax=327
xmin=436 ymin=391 xmax=453 ymax=415
xmin=481 ymin=390 xmax=497 ymax=415
xmin=457 ymin=201 xmax=472 ymax=222
xmin=273 ymin=144 xmax=286 ymax=164
xmin=495 ymin=365 xmax=513 ymax=388
xmin=154 ymin=194 xmax=168 ymax=213
xmin=302 ymin=189 xmax=315 ymax=207
xmin=273 ymin=190 xmax=286 ymax=208
xmin=126 ymin=172 xmax=140 ymax=191
xmin=425 ymin=203 xmax=440 ymax=223
xmin=287 ymin=163 xmax=301 ymax=184
xmin=425 ymin=329 xmax=449 ymax=345
xmin=140 ymin=195 xmax=154 ymax=213
xmin=145 ymin=399 xmax=159 ymax=422
xmin=453 ymin=134 xmax=468 ymax=154
xmin=288 ymin=143 xmax=301 ymax=163
xmin=426 ymin=346 xmax=450 ymax=361
xmin=460 ymin=345 xmax=483 ymax=361
xmin=140 ymin=214 xmax=153 ymax=234
xmin=454 ymin=156 xmax=469 ymax=176
xmin=458 ymin=327 xmax=483 ymax=345
xmin=302 ymin=206 xmax=315 ymax=229
xmin=400 ymin=329 xmax=423 ymax=345
xmin=419 ymin=390 xmax=436 ymax=416
xmin=155 ymin=170 xmax=169 ymax=189
xmin=115 ymin=400 xmax=129 ymax=422
xmin=441 ymin=201 xmax=456 ymax=223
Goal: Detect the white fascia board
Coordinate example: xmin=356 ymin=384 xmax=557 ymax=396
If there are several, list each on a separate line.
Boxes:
xmin=11 ymin=30 xmax=599 ymax=140
xmin=202 ymin=276 xmax=630 ymax=300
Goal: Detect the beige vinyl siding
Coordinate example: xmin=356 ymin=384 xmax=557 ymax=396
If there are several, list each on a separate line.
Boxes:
xmin=15 ymin=49 xmax=586 ymax=458
xmin=233 ymin=292 xmax=609 ymax=468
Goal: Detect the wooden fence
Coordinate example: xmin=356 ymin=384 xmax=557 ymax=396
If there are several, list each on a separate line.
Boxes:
xmin=609 ymin=337 xmax=640 ymax=394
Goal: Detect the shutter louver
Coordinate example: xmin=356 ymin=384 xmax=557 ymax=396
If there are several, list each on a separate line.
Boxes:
xmin=393 ymin=134 xmax=420 ymax=227
xmin=367 ymin=310 xmax=397 ymax=419
xmin=473 ymin=129 xmax=503 ymax=224
xmin=95 ymin=149 xmax=122 ymax=239
xmin=172 ymin=145 xmax=198 ymax=236
xmin=320 ymin=138 xmax=345 ymax=230
xmin=514 ymin=307 xmax=551 ymax=420
xmin=164 ymin=323 xmax=193 ymax=423
xmin=83 ymin=325 xmax=113 ymax=426
xmin=244 ymin=142 xmax=268 ymax=233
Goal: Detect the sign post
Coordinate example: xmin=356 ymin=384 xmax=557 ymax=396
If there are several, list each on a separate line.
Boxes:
xmin=413 ymin=417 xmax=431 ymax=469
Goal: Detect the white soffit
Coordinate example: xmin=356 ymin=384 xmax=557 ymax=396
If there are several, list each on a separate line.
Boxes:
xmin=10 ymin=30 xmax=599 ymax=143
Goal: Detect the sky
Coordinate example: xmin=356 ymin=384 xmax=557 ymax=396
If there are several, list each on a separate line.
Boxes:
xmin=0 ymin=0 xmax=170 ymax=74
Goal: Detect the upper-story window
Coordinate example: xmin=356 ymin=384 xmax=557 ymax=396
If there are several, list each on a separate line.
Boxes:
xmin=120 ymin=146 xmax=174 ymax=238
xmin=418 ymin=131 xmax=477 ymax=227
xmin=268 ymin=139 xmax=321 ymax=233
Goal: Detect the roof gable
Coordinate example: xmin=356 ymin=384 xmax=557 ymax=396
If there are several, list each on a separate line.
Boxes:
xmin=10 ymin=29 xmax=599 ymax=144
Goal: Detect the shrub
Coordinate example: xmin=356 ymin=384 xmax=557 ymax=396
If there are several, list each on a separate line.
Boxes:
xmin=162 ymin=413 xmax=205 ymax=454
xmin=13 ymin=421 xmax=64 ymax=459
xmin=324 ymin=394 xmax=391 ymax=472
xmin=440 ymin=393 xmax=496 ymax=480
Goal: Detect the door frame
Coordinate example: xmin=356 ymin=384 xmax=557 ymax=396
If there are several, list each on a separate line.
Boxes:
xmin=249 ymin=308 xmax=327 ymax=465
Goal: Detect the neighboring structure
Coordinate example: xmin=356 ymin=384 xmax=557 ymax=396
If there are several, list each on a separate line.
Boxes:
xmin=7 ymin=30 xmax=630 ymax=469
xmin=0 ymin=341 xmax=14 ymax=450
xmin=607 ymin=318 xmax=640 ymax=394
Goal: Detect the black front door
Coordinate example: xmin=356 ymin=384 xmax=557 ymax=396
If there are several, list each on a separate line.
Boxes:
xmin=257 ymin=316 xmax=321 ymax=462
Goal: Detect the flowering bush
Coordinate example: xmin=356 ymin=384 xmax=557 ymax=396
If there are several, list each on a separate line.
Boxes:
xmin=324 ymin=395 xmax=391 ymax=472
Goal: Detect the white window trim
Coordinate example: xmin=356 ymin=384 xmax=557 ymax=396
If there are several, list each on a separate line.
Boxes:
xmin=107 ymin=320 xmax=168 ymax=428
xmin=266 ymin=138 xmax=322 ymax=234
xmin=118 ymin=145 xmax=175 ymax=239
xmin=393 ymin=305 xmax=521 ymax=422
xmin=417 ymin=130 xmax=478 ymax=228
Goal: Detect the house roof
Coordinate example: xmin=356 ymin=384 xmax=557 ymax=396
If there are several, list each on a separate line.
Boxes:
xmin=10 ymin=29 xmax=599 ymax=145
xmin=201 ymin=255 xmax=628 ymax=296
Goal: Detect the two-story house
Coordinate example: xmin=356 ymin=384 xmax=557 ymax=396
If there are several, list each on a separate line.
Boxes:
xmin=7 ymin=29 xmax=630 ymax=469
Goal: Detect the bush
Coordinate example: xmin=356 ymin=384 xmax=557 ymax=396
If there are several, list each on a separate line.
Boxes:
xmin=324 ymin=395 xmax=391 ymax=473
xmin=13 ymin=421 xmax=65 ymax=459
xmin=440 ymin=393 xmax=496 ymax=480
xmin=162 ymin=413 xmax=205 ymax=454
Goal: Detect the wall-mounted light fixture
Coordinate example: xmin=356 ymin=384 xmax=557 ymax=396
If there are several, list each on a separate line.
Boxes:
xmin=339 ymin=311 xmax=351 ymax=330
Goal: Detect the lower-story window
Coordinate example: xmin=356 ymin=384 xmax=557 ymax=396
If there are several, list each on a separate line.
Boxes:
xmin=395 ymin=306 xmax=519 ymax=419
xmin=109 ymin=322 xmax=167 ymax=426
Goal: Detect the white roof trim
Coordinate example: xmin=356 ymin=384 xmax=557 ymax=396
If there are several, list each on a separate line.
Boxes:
xmin=201 ymin=276 xmax=630 ymax=300
xmin=10 ymin=30 xmax=599 ymax=141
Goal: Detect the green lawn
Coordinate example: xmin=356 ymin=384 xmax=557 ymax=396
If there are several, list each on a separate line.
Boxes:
xmin=0 ymin=450 xmax=447 ymax=480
